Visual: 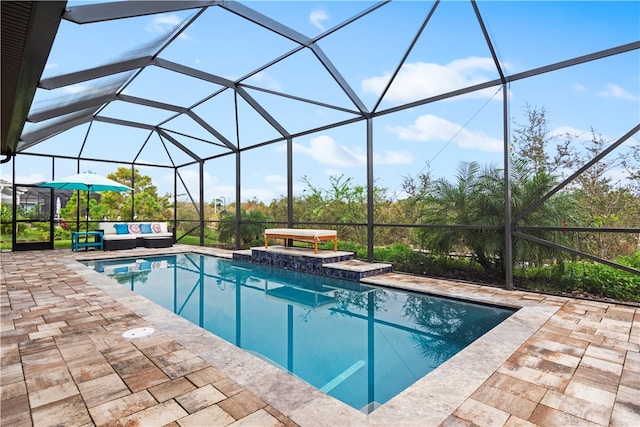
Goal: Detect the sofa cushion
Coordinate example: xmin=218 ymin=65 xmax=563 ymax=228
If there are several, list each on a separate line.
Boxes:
xmin=128 ymin=223 xmax=141 ymax=234
xmin=103 ymin=234 xmax=137 ymax=241
xmin=114 ymin=224 xmax=129 ymax=234
xmin=146 ymin=232 xmax=173 ymax=238
xmin=98 ymin=222 xmax=171 ymax=238
xmin=98 ymin=222 xmax=117 ymax=235
xmin=140 ymin=223 xmax=153 ymax=234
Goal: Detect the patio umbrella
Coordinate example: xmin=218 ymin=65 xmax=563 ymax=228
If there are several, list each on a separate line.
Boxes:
xmin=39 ymin=171 xmax=133 ymax=232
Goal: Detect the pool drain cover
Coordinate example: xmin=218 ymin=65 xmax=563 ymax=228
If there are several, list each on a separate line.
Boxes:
xmin=122 ymin=327 xmax=155 ymax=338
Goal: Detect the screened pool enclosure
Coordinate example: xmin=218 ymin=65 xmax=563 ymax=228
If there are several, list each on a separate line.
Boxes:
xmin=2 ymin=1 xmax=639 ymax=289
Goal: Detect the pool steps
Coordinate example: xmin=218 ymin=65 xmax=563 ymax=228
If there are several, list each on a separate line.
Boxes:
xmin=232 ymin=246 xmax=392 ymax=281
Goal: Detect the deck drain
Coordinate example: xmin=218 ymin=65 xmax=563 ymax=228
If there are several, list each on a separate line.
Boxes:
xmin=122 ymin=327 xmax=155 ymax=338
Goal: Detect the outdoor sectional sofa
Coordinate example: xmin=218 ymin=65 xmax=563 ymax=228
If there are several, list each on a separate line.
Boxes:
xmin=97 ymin=222 xmax=175 ymax=251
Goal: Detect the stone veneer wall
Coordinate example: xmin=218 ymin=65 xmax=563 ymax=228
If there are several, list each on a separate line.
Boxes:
xmin=322 ymin=266 xmax=393 ymax=281
xmin=232 ymin=249 xmax=392 ymax=282
xmin=250 ymin=250 xmax=353 ymax=275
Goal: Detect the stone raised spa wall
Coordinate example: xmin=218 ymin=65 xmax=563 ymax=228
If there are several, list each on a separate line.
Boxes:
xmin=322 ymin=265 xmax=393 ymax=281
xmin=250 ymin=249 xmax=353 ymax=275
xmin=232 ymin=248 xmax=392 ymax=281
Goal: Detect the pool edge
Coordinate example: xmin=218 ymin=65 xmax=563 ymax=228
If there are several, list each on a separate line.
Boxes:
xmin=65 ymin=247 xmax=559 ymax=427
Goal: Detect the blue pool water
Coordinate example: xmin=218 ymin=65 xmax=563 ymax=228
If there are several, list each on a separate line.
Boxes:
xmin=84 ymin=253 xmax=514 ymax=412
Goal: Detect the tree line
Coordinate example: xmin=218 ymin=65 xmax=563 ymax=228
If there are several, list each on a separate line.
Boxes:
xmin=23 ymin=105 xmax=635 ymax=300
xmin=210 ymin=106 xmax=639 ymax=301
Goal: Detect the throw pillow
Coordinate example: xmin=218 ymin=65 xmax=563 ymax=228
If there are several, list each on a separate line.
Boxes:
xmin=128 ymin=223 xmax=141 ymax=234
xmin=152 ymin=223 xmax=162 ymax=233
xmin=114 ymin=224 xmax=129 ymax=234
xmin=140 ymin=223 xmax=152 ymax=234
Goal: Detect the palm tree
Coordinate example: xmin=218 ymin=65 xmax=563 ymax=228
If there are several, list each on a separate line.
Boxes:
xmin=218 ymin=208 xmax=270 ymax=247
xmin=415 ymin=160 xmax=578 ymax=276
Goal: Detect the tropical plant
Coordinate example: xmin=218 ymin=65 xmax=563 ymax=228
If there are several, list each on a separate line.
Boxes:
xmin=105 ymin=168 xmax=172 ymax=221
xmin=218 ymin=208 xmax=271 ymax=247
xmin=411 ymin=159 xmax=578 ymax=277
xmin=413 ymin=161 xmax=499 ymax=273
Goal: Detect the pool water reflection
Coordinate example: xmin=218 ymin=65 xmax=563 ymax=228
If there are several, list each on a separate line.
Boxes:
xmin=85 ymin=253 xmax=515 ymax=413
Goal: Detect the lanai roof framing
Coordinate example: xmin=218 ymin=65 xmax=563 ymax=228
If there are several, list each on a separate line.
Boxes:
xmin=1 ymin=0 xmax=638 ymax=286
xmin=18 ymin=0 xmax=378 ymax=161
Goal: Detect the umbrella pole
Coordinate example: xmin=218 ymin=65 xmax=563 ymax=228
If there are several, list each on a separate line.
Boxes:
xmin=87 ymin=191 xmax=90 ymax=233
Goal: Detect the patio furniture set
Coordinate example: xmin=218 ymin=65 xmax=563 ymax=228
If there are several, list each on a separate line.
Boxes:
xmin=95 ymin=222 xmax=175 ymax=250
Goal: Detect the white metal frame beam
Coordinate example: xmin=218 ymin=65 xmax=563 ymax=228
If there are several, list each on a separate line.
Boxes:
xmin=63 ymin=1 xmax=217 ymax=24
xmin=39 ymin=57 xmax=152 ymax=89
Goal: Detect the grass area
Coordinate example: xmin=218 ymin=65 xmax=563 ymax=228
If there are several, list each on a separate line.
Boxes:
xmin=55 ymin=240 xmax=72 ymax=249
xmin=176 ymin=234 xmax=218 ymax=246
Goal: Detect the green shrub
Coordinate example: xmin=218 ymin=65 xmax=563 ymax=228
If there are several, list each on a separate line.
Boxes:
xmin=54 ymin=226 xmax=71 ymax=240
xmin=372 ymin=244 xmax=640 ymax=303
xmin=515 ymin=251 xmax=640 ymax=302
xmin=563 ymin=252 xmax=639 ymax=301
xmin=372 ymin=243 xmax=415 ymax=264
xmin=337 ymin=241 xmax=363 ymax=257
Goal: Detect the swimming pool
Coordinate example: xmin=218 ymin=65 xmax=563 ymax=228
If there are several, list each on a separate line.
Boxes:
xmin=84 ymin=253 xmax=515 ymax=412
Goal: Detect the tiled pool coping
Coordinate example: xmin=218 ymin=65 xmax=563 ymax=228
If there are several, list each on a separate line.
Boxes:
xmin=3 ymin=245 xmax=638 ymax=426
xmin=362 ymin=276 xmax=559 ymax=426
xmin=67 ymin=247 xmax=554 ymax=426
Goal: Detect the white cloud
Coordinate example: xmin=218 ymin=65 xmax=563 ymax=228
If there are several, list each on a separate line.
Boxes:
xmin=362 ymin=57 xmax=505 ymax=103
xmin=146 ymin=14 xmax=180 ymax=33
xmin=1 ymin=172 xmax=46 ymax=185
xmin=44 ymin=62 xmax=58 ymax=71
xmin=310 ymin=9 xmax=329 ymax=31
xmin=264 ymin=175 xmax=285 ymax=184
xmin=146 ymin=14 xmax=191 ymax=40
xmin=294 ymin=135 xmax=364 ymax=167
xmin=293 ymin=135 xmax=366 ymax=167
xmin=387 ymin=114 xmax=502 ymax=152
xmin=246 ymin=72 xmax=282 ymax=91
xmin=572 ymin=83 xmax=586 ymax=92
xmin=549 ymin=125 xmax=590 ymax=140
xmin=279 ymin=135 xmax=412 ymax=167
xmin=375 ymin=150 xmax=413 ymax=165
xmin=597 ymin=83 xmax=638 ymax=101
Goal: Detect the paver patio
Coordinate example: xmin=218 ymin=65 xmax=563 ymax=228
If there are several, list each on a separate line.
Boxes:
xmin=1 ymin=246 xmax=638 ymax=426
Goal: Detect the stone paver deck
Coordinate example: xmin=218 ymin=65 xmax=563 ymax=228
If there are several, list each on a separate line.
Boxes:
xmin=1 ymin=245 xmax=639 ymax=426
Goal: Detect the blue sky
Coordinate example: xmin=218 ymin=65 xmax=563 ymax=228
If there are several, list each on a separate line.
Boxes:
xmin=7 ymin=1 xmax=639 ymax=205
